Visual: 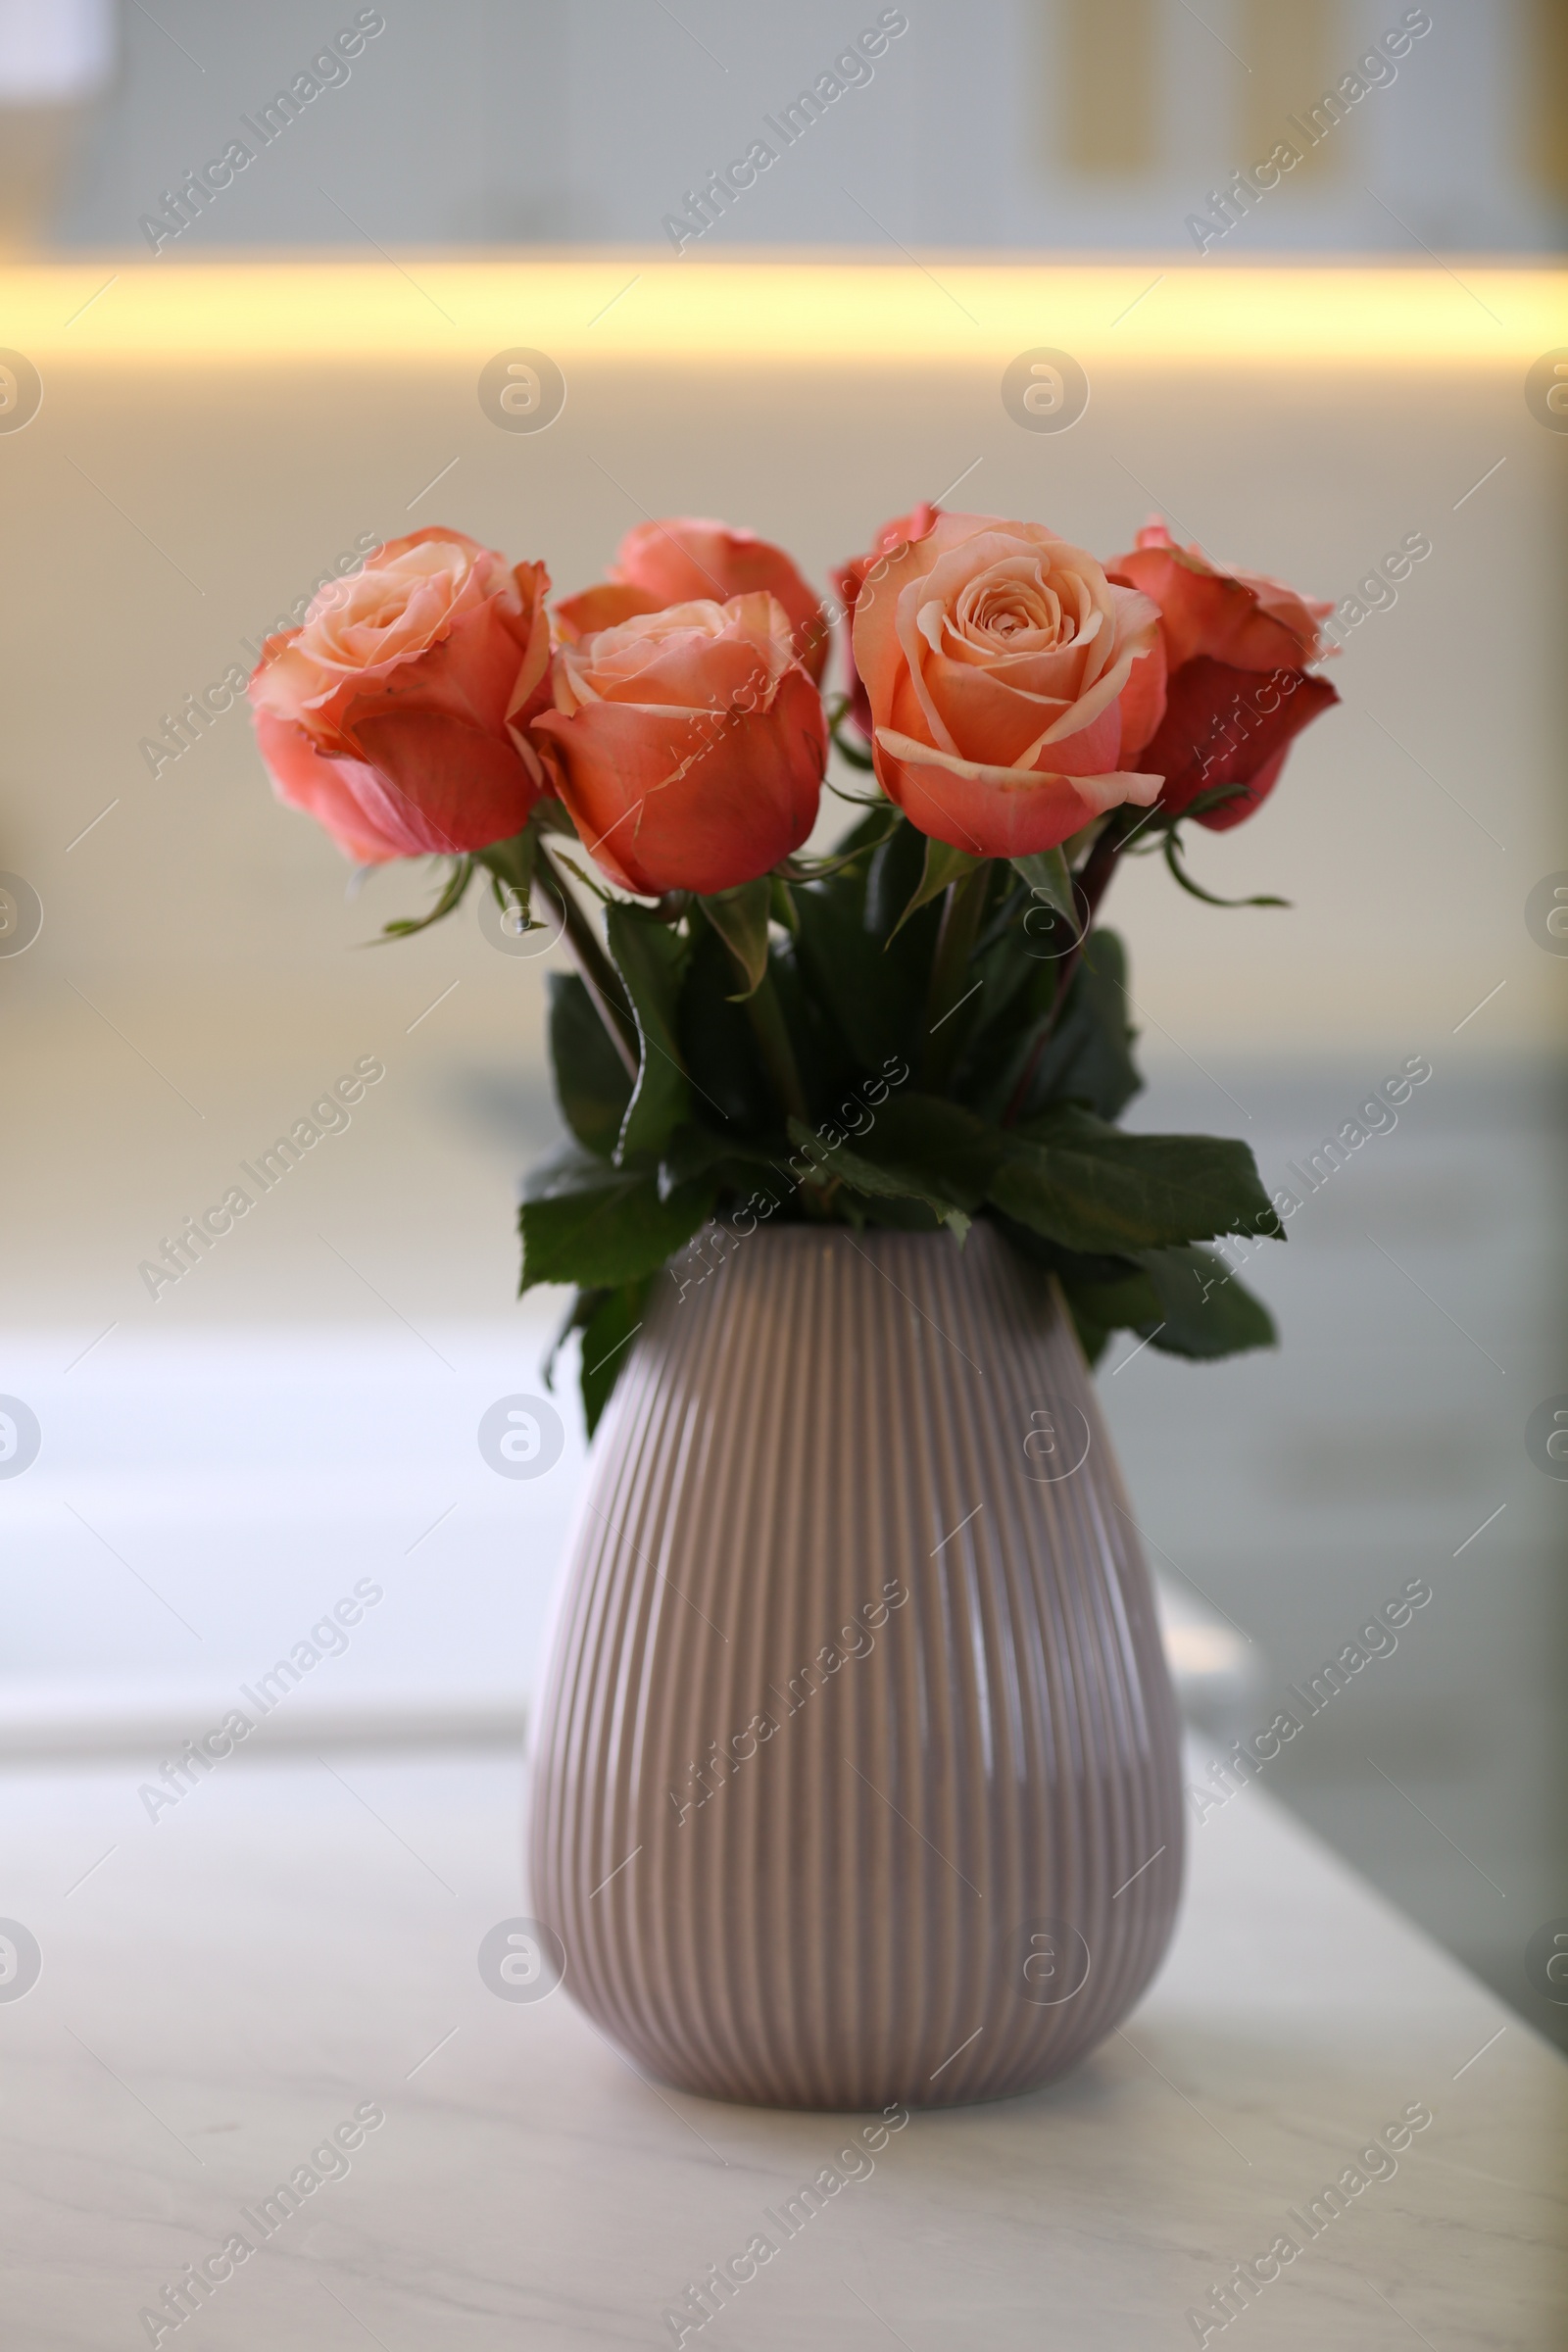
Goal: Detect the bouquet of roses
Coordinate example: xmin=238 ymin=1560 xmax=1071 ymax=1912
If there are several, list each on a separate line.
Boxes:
xmin=248 ymin=505 xmax=1337 ymax=1427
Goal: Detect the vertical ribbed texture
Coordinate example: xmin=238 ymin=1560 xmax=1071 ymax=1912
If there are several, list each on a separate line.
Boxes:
xmin=530 ymin=1225 xmax=1184 ymax=2111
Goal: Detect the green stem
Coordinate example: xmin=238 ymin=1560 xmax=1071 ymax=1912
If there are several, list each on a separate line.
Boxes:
xmin=734 ymin=956 xmax=837 ymax=1221
xmin=920 ymin=862 xmax=992 ymax=1089
xmin=742 ymin=964 xmax=811 ymax=1130
xmin=536 ymin=850 xmax=639 ymax=1079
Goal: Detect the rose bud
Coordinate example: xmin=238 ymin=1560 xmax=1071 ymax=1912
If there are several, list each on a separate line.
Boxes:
xmin=555 ymin=516 xmax=830 ymax=683
xmin=531 ymin=592 xmax=826 ymax=898
xmin=831 ymin=501 xmax=940 ymax=737
xmin=249 ymin=528 xmax=552 ymax=861
xmin=851 ymin=511 xmax=1166 ymax=859
xmin=1108 ymin=519 xmax=1338 ymax=829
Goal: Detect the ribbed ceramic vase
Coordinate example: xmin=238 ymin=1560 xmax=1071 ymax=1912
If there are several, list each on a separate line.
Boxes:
xmin=529 ymin=1222 xmax=1184 ymax=2111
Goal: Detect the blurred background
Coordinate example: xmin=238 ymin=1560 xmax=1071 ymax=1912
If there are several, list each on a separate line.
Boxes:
xmin=1 ymin=0 xmax=1563 ymax=2054
xmin=6 ymin=0 xmax=1566 ymax=252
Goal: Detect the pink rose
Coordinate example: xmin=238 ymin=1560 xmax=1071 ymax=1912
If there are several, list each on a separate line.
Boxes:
xmin=556 ymin=516 xmax=830 ymax=683
xmin=1107 ymin=520 xmax=1338 ymax=829
xmin=532 ymin=593 xmax=826 ymax=898
xmin=249 ymin=527 xmax=552 ymax=861
xmin=852 ymin=511 xmax=1166 ymax=858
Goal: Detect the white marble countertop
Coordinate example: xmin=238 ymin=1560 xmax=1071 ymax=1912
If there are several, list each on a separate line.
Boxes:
xmin=3 ymin=1741 xmax=1562 ymax=2350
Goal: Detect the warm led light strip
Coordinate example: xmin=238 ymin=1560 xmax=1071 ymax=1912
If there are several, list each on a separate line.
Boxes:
xmin=3 ymin=258 xmax=1560 ymax=366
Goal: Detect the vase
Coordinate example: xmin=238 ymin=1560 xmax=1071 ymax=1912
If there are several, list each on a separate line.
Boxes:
xmin=529 ymin=1221 xmax=1185 ymax=2111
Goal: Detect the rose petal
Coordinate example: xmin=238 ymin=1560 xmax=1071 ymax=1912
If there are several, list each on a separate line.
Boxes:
xmin=1110 ymin=526 xmax=1329 ymax=671
xmin=1136 ymin=656 xmax=1339 ymax=822
xmin=252 ymin=707 xmax=405 ymax=865
xmin=553 ymin=580 xmax=662 ymax=644
xmin=610 ymin=516 xmax=830 ymax=682
xmin=873 ymin=725 xmax=1161 ymax=858
xmin=340 ymin=707 xmax=547 ymax=856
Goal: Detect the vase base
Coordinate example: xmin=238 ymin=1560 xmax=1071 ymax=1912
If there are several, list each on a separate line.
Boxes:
xmin=561 ymin=1976 xmax=1152 ymax=2117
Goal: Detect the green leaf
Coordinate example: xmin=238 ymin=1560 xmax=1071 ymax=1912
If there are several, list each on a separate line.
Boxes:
xmin=518 ymin=1141 xmax=714 ymax=1291
xmin=1138 ymin=1244 xmax=1277 ymax=1358
xmin=781 ymin=808 xmax=899 ymax=885
xmin=1013 ymin=929 xmax=1143 ymax=1123
xmin=1057 ymin=1264 xmax=1165 ymax=1368
xmin=890 ymin=837 xmax=984 ymax=943
xmin=578 ymin=1280 xmax=651 ymax=1434
xmin=700 ymin=879 xmax=773 ymax=1001
xmin=982 ymin=1216 xmax=1135 ymax=1286
xmin=373 ymin=857 xmax=473 ymax=943
xmin=550 ymin=848 xmax=615 ymax=905
xmin=657 ymin=1121 xmax=779 ymax=1201
xmin=787 ymin=1115 xmax=971 ymax=1238
xmin=792 ymin=883 xmax=911 ymax=1075
xmin=1163 ymin=826 xmax=1289 ymax=910
xmin=676 ymin=918 xmax=777 ymax=1135
xmin=865 ymin=816 xmax=938 ymax=947
xmin=476 ymin=826 xmax=540 ymax=912
xmin=990 ymin=1104 xmax=1284 ymax=1254
xmin=843 ymin=1093 xmax=1004 ymax=1210
xmin=542 ymin=1284 xmax=598 ymax=1393
xmin=1060 ymin=1264 xmax=1165 ymax=1329
xmin=1010 ymin=848 xmax=1076 ymax=926
xmin=532 ymin=796 xmax=581 ymax=839
xmin=1063 ymin=1299 xmax=1113 ymax=1368
xmin=1049 ymin=1242 xmax=1274 ymax=1366
xmin=966 ymin=898 xmax=1041 ymax=1031
xmin=830 ymin=803 xmax=901 ymax=870
xmin=547 ymin=973 xmax=633 ymax=1159
xmin=981 ymin=1219 xmax=1158 ymax=1364
xmin=1177 ymin=784 xmax=1253 ymax=823
xmin=605 ymin=905 xmax=691 ymax=1167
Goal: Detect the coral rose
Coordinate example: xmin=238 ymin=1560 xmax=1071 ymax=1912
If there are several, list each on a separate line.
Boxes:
xmin=249 ymin=527 xmax=552 ymax=861
xmin=1108 ymin=520 xmax=1338 ymax=829
xmin=532 ymin=593 xmax=826 ymax=899
xmin=556 ymin=517 xmax=830 ymax=683
xmin=851 ymin=511 xmax=1166 ymax=859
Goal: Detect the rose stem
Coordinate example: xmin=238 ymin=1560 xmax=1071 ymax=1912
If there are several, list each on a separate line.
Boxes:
xmin=1000 ymin=817 xmax=1133 ymax=1127
xmin=727 ymin=955 xmax=835 ymax=1220
xmin=534 ymin=849 xmax=639 ymax=1079
xmin=920 ymin=863 xmax=993 ymax=1090
xmin=740 ymin=963 xmax=812 ymax=1132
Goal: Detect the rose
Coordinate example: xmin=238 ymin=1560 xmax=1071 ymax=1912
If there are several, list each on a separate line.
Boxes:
xmin=555 ymin=516 xmax=830 ymax=682
xmin=249 ymin=527 xmax=552 ymax=861
xmin=831 ymin=501 xmax=939 ymax=736
xmin=533 ymin=596 xmax=825 ymax=899
xmin=1107 ymin=520 xmax=1338 ymax=829
xmin=531 ymin=592 xmax=827 ymax=898
xmin=851 ymin=511 xmax=1167 ymax=859
xmin=1110 ymin=519 xmax=1329 ymax=672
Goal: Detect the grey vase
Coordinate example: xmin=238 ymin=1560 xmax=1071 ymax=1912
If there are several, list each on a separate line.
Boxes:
xmin=529 ymin=1222 xmax=1185 ymax=2112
